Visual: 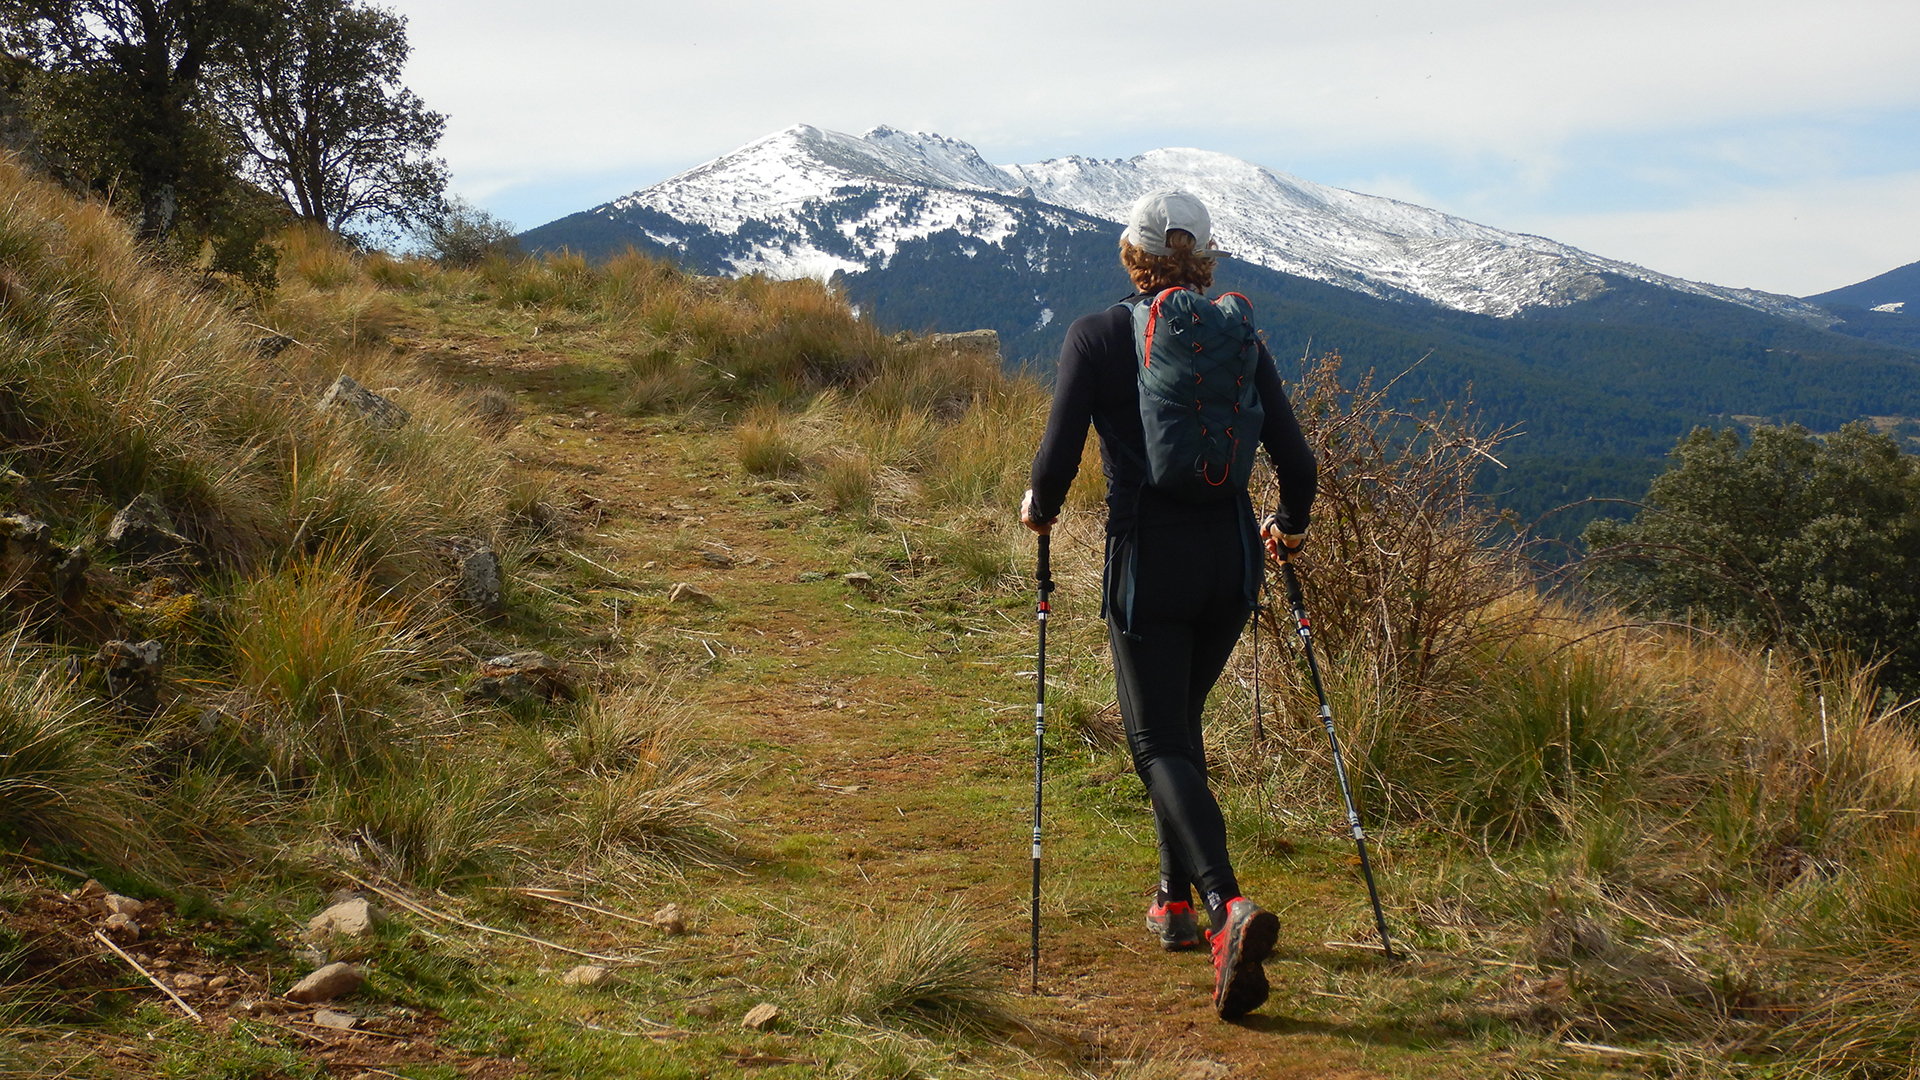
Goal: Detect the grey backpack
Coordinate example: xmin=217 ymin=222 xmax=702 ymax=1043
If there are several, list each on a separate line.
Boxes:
xmin=1126 ymin=288 xmax=1264 ymax=501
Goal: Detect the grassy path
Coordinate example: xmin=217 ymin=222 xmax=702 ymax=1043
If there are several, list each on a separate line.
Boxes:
xmin=421 ymin=318 xmax=1599 ymax=1080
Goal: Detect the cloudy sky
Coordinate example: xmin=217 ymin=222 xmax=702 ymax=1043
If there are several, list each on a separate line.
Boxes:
xmin=387 ymin=0 xmax=1920 ymax=297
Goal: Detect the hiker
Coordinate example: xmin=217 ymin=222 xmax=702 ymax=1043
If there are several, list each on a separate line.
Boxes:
xmin=1020 ymin=189 xmax=1317 ymax=1020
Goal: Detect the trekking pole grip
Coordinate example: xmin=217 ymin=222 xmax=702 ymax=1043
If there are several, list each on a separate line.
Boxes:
xmin=1278 ymin=550 xmax=1305 ymax=610
xmin=1037 ymin=533 xmax=1052 ymax=590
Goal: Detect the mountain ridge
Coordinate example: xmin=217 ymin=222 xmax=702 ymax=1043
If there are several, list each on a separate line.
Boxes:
xmin=543 ymin=123 xmax=1835 ymax=327
xmin=519 ymin=124 xmax=1920 ymax=542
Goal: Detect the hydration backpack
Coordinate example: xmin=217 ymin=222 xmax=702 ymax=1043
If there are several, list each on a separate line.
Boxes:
xmin=1127 ymin=288 xmax=1264 ymax=501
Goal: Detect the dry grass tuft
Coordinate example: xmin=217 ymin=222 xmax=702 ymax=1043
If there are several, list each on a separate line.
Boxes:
xmin=809 ymin=901 xmax=1009 ymax=1034
xmin=229 ymin=556 xmax=430 ymax=779
xmin=0 ymin=661 xmax=149 ymax=869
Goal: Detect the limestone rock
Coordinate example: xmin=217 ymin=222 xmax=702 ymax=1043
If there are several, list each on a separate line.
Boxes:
xmin=843 ymin=571 xmax=873 ymax=588
xmin=667 ymin=582 xmax=715 ymax=606
xmin=445 ymin=537 xmax=505 ymax=616
xmin=741 ymin=1002 xmax=781 ymax=1031
xmin=927 ymin=329 xmax=1000 ymax=358
xmin=0 ymin=513 xmax=86 ymax=598
xmin=206 ymin=975 xmax=231 ymax=991
xmin=312 ymin=1008 xmax=357 ymax=1030
xmin=467 ymin=651 xmax=574 ymax=704
xmin=306 ymin=898 xmax=379 ymax=938
xmin=285 ymin=962 xmax=365 ymax=1004
xmin=651 ymin=903 xmax=687 ymax=935
xmin=685 ymin=1001 xmax=719 ymax=1020
xmin=560 ymin=964 xmax=612 ymax=988
xmin=106 ymin=495 xmax=191 ymax=562
xmin=95 ymin=639 xmax=164 ymax=712
xmin=100 ymin=894 xmax=145 ymax=919
xmin=317 ymin=374 xmax=409 ymax=430
xmin=73 ymin=879 xmax=107 ymax=902
xmin=102 ymin=913 xmax=140 ymax=941
xmin=171 ymin=973 xmax=205 ymax=994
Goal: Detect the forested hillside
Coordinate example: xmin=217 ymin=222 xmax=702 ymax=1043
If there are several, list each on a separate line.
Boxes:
xmin=526 ymin=207 xmax=1920 ymax=541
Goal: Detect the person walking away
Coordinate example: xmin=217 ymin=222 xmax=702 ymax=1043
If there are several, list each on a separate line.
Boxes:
xmin=1021 ymin=189 xmax=1317 ymax=1020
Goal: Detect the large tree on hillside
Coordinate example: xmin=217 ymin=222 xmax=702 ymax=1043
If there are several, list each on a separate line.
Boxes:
xmin=209 ymin=0 xmax=445 ymax=238
xmin=1585 ymin=423 xmax=1920 ymax=695
xmin=0 ymin=0 xmax=260 ymax=240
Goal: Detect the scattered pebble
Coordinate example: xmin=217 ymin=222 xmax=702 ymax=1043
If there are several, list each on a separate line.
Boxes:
xmin=741 ymin=1002 xmax=781 ymax=1031
xmin=306 ymin=897 xmax=379 ymax=938
xmin=685 ymin=1001 xmax=719 ymax=1020
xmin=561 ymin=964 xmax=612 ymax=988
xmin=651 ymin=903 xmax=687 ymax=935
xmin=102 ymin=913 xmax=140 ymax=942
xmin=312 ymin=1008 xmax=357 ymax=1030
xmin=285 ymin=962 xmax=365 ymax=1004
xmin=667 ymin=582 xmax=715 ymax=606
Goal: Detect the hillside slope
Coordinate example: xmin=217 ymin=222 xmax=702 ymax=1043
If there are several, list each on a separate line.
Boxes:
xmin=521 ymin=126 xmax=1920 ymax=539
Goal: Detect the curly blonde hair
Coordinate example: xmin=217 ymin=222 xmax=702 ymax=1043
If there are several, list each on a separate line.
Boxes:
xmin=1120 ymin=229 xmax=1215 ymax=293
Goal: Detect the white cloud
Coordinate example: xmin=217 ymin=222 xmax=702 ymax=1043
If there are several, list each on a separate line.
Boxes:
xmin=1522 ymin=171 xmax=1920 ymax=296
xmin=384 ymin=0 xmax=1920 ymax=291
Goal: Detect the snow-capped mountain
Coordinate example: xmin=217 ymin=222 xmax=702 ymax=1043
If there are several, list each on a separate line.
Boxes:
xmin=565 ymin=123 xmax=1830 ymax=325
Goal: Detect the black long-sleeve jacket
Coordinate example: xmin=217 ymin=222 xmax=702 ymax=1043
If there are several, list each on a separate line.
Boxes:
xmin=1028 ymin=296 xmax=1318 ymax=537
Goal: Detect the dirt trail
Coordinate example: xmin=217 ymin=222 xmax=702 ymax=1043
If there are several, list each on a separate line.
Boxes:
xmin=482 ymin=393 xmax=1478 ymax=1079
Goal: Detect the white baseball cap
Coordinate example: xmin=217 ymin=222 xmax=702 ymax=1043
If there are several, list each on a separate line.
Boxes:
xmin=1122 ymin=189 xmax=1230 ymax=258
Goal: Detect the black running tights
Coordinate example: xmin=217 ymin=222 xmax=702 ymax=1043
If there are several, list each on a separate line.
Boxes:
xmin=1108 ymin=514 xmax=1251 ymax=916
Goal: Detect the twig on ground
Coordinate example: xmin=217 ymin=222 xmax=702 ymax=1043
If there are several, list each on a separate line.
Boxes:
xmin=574 ymin=1020 xmax=690 ymax=1040
xmin=342 ymin=873 xmax=660 ymax=967
xmin=93 ymin=931 xmax=203 ymax=1022
xmin=7 ymin=850 xmax=89 ymax=880
xmin=1561 ymin=1040 xmax=1656 ymax=1059
xmin=505 ymin=887 xmax=660 ymax=928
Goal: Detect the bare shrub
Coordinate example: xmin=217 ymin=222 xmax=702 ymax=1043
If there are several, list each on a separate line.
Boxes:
xmin=1260 ymin=352 xmax=1525 ymax=688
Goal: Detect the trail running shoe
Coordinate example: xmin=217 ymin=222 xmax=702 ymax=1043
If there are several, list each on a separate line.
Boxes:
xmin=1145 ymin=899 xmax=1202 ymax=951
xmin=1211 ymin=896 xmax=1280 ymax=1019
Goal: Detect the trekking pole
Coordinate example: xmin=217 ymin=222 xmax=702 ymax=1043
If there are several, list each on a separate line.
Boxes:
xmin=1275 ymin=548 xmax=1396 ymax=961
xmin=1250 ymin=576 xmax=1266 ymax=744
xmin=1029 ymin=532 xmax=1054 ymax=993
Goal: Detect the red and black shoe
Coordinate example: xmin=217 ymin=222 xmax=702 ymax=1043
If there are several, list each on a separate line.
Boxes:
xmin=1145 ymin=899 xmax=1202 ymax=951
xmin=1210 ymin=897 xmax=1280 ymax=1019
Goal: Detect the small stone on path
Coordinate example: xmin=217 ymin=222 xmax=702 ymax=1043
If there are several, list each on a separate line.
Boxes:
xmin=561 ymin=964 xmax=612 ymax=988
xmin=306 ymin=897 xmax=379 ymax=938
xmin=651 ymin=903 xmax=686 ymax=935
xmin=312 ymin=1008 xmax=357 ymax=1030
xmin=102 ymin=913 xmax=140 ymax=941
xmin=685 ymin=1002 xmax=719 ymax=1020
xmin=285 ymin=962 xmax=365 ymax=1004
xmin=741 ymin=1002 xmax=781 ymax=1030
xmin=667 ymin=582 xmax=715 ymax=605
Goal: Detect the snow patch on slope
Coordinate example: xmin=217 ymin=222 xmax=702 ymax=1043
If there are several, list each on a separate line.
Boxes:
xmin=589 ymin=124 xmax=1831 ymax=325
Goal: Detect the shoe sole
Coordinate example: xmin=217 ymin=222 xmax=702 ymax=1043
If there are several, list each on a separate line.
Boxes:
xmin=1215 ymin=908 xmax=1280 ymax=1019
